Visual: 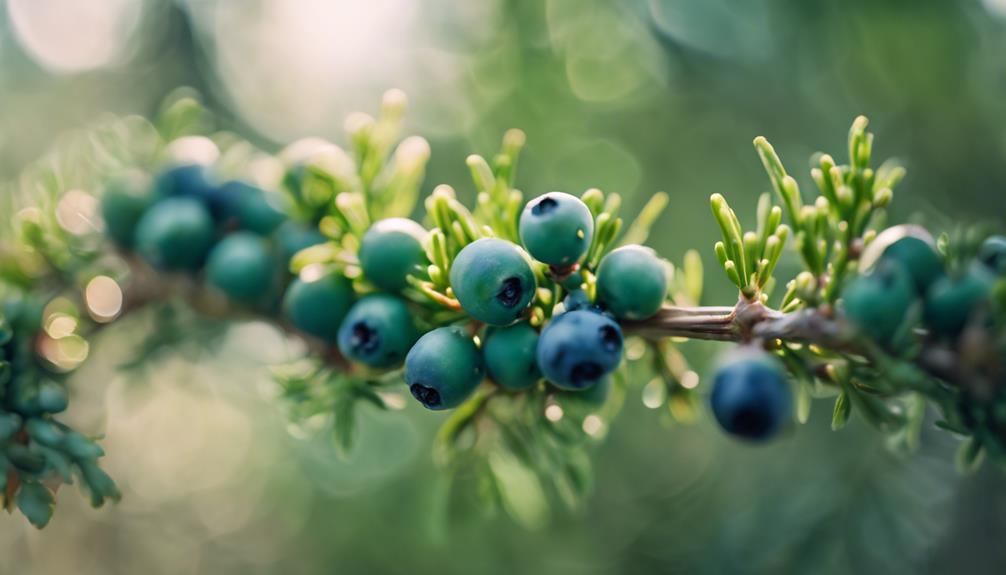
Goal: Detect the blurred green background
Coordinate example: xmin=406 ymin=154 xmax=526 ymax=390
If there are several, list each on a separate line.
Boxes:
xmin=2 ymin=0 xmax=1006 ymax=573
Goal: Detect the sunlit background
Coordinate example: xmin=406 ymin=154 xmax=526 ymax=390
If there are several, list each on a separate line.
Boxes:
xmin=2 ymin=0 xmax=1006 ymax=573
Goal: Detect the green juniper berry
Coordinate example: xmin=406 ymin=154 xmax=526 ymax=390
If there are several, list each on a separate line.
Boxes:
xmin=449 ymin=238 xmax=537 ymax=326
xmin=337 ymin=294 xmax=419 ymax=368
xmin=134 ymin=196 xmax=216 ymax=271
xmin=519 ymin=191 xmax=594 ymax=267
xmin=405 ymin=326 xmax=484 ymax=410
xmin=282 ymin=270 xmax=355 ymax=343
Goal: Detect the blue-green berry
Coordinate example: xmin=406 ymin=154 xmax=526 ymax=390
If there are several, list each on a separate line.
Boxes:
xmin=842 ymin=259 xmax=916 ymax=345
xmin=100 ymin=170 xmax=153 ymax=248
xmin=277 ymin=221 xmax=328 ymax=263
xmin=155 ymin=164 xmax=234 ymax=221
xmin=35 ymin=380 xmax=69 ymax=414
xmin=337 ymin=295 xmax=418 ymax=368
xmin=483 ymin=322 xmax=540 ymax=390
xmin=449 ymin=238 xmax=537 ymax=326
xmin=923 ymin=265 xmax=994 ymax=337
xmin=880 ymin=236 xmax=944 ymax=294
xmin=537 ymin=310 xmax=623 ymax=390
xmin=282 ymin=270 xmax=355 ymax=342
xmin=206 ymin=232 xmax=278 ymax=303
xmin=562 ymin=289 xmax=601 ymax=313
xmin=135 ymin=197 xmax=216 ymax=270
xmin=519 ymin=192 xmax=594 ymax=266
xmin=596 ymin=245 xmax=668 ymax=320
xmin=405 ymin=326 xmax=484 ymax=410
xmin=710 ymin=348 xmax=791 ymax=441
xmin=978 ymin=235 xmax=1006 ymax=275
xmin=231 ymin=181 xmax=288 ymax=236
xmin=359 ymin=218 xmax=427 ymax=291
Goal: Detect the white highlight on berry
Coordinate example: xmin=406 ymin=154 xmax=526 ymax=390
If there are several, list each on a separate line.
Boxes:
xmin=299 ymin=264 xmax=326 ymax=283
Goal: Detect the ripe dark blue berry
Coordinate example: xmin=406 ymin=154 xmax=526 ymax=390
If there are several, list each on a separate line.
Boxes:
xmin=537 ymin=310 xmax=623 ymax=390
xmin=405 ymin=326 xmax=484 ymax=410
xmin=923 ymin=265 xmax=994 ymax=337
xmin=282 ymin=270 xmax=355 ymax=343
xmin=100 ymin=170 xmax=153 ymax=248
xmin=155 ymin=164 xmax=235 ymax=222
xmin=562 ymin=290 xmax=600 ymax=313
xmin=337 ymin=295 xmax=418 ymax=368
xmin=359 ymin=218 xmax=427 ymax=291
xmin=206 ymin=232 xmax=278 ymax=303
xmin=482 ymin=322 xmax=540 ymax=390
xmin=135 ymin=197 xmax=216 ymax=271
xmin=710 ymin=348 xmax=791 ymax=441
xmin=519 ymin=192 xmax=594 ymax=266
xmin=978 ymin=235 xmax=1006 ymax=275
xmin=596 ymin=245 xmax=668 ymax=320
xmin=880 ymin=236 xmax=944 ymax=294
xmin=842 ymin=259 xmax=916 ymax=345
xmin=449 ymin=238 xmax=537 ymax=325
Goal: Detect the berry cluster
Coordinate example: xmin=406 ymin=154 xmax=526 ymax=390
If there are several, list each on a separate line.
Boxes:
xmin=0 ymin=298 xmax=119 ymax=528
xmin=103 ymin=162 xmax=326 ymax=305
xmin=4 ymin=92 xmax=1005 ymax=528
xmin=102 ymin=145 xmax=672 ymax=412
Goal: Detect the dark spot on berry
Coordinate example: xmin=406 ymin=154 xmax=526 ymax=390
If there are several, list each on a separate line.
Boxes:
xmin=550 ymin=346 xmax=566 ymax=368
xmin=598 ymin=325 xmax=621 ymax=352
xmin=531 ymin=197 xmax=558 ymax=216
xmin=410 ymin=383 xmax=441 ymax=408
xmin=569 ymin=362 xmax=602 ymax=387
xmin=496 ymin=277 xmax=523 ymax=308
xmin=349 ymin=321 xmax=380 ymax=355
xmin=731 ymin=407 xmax=772 ymax=439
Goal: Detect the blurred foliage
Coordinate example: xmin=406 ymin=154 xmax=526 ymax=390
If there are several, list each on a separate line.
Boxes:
xmin=1 ymin=0 xmax=1006 ymax=574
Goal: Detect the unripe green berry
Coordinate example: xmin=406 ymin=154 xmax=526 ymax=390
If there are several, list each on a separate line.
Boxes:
xmin=483 ymin=322 xmax=540 ymax=390
xmin=449 ymin=238 xmax=537 ymax=326
xmin=337 ymin=295 xmax=418 ymax=368
xmin=880 ymin=236 xmax=944 ymax=294
xmin=405 ymin=326 xmax=484 ymax=410
xmin=924 ymin=265 xmax=994 ymax=337
xmin=231 ymin=181 xmax=288 ymax=236
xmin=100 ymin=170 xmax=153 ymax=248
xmin=206 ymin=232 xmax=278 ymax=303
xmin=596 ymin=245 xmax=668 ymax=320
xmin=842 ymin=259 xmax=917 ymax=345
xmin=359 ymin=218 xmax=427 ymax=291
xmin=135 ymin=197 xmax=216 ymax=271
xmin=519 ymin=192 xmax=594 ymax=266
xmin=35 ymin=380 xmax=69 ymax=414
xmin=277 ymin=221 xmax=328 ymax=263
xmin=283 ymin=270 xmax=355 ymax=342
xmin=978 ymin=235 xmax=1006 ymax=275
